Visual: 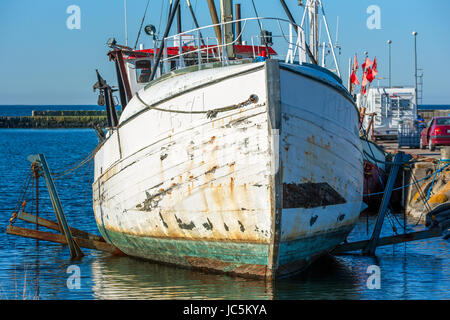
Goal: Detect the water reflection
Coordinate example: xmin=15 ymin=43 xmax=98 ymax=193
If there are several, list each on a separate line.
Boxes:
xmin=89 ymin=253 xmax=362 ymax=300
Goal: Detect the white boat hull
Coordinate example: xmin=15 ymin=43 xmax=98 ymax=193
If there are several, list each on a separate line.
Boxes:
xmin=93 ymin=60 xmax=363 ymax=278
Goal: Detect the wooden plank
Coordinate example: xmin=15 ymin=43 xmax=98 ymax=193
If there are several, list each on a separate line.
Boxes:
xmin=17 ymin=211 xmax=104 ymax=242
xmin=332 ymin=227 xmax=442 ymax=255
xmin=6 ymin=225 xmax=124 ymax=255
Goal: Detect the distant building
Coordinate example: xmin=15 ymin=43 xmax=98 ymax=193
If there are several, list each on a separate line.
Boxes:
xmin=357 ymin=87 xmax=417 ymax=139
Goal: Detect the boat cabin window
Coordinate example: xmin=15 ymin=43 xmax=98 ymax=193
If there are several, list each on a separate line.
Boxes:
xmin=136 ymin=60 xmax=152 ymax=83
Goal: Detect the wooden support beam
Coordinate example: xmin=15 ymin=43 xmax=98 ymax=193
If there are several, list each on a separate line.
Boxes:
xmin=332 ymin=227 xmax=442 ymax=255
xmin=6 ymin=225 xmax=124 ymax=256
xmin=28 ymin=154 xmax=84 ymax=259
xmin=18 ymin=211 xmax=104 ymax=242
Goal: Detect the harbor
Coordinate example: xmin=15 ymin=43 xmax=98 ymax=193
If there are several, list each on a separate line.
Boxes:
xmin=0 ymin=128 xmax=448 ymax=299
xmin=1 ymin=0 xmax=449 ymax=303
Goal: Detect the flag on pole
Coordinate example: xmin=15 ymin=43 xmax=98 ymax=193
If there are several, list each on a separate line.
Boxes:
xmin=362 ymin=71 xmax=368 ymax=87
xmin=366 ymin=67 xmax=375 ymax=83
xmin=351 ymin=70 xmax=360 ymax=85
xmin=362 ymin=57 xmax=373 ymax=71
xmin=372 ymin=57 xmax=378 ymax=77
xmin=351 ymin=54 xmax=360 ymax=86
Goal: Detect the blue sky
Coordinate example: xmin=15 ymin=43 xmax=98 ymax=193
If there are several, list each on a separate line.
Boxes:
xmin=0 ymin=0 xmax=449 ymax=105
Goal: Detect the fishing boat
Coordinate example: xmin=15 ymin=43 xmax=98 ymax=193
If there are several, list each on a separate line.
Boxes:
xmin=92 ymin=0 xmax=363 ymax=279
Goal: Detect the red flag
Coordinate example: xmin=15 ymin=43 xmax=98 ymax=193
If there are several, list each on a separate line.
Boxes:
xmin=361 ymin=85 xmax=367 ymax=95
xmin=354 ymin=55 xmax=359 ymax=71
xmin=351 ymin=70 xmax=360 ymax=85
xmin=362 ymin=71 xmax=368 ymax=87
xmin=372 ymin=57 xmax=378 ymax=77
xmin=366 ymin=67 xmax=375 ymax=83
xmin=362 ymin=57 xmax=373 ymax=71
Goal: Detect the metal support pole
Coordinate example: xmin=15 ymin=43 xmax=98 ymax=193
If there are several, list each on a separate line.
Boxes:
xmin=206 ymin=0 xmax=222 ymax=46
xmin=363 ymin=152 xmax=405 ymax=256
xmin=279 ymin=0 xmax=318 ymax=65
xmin=28 ymin=154 xmax=84 ymax=259
xmin=318 ymin=0 xmax=341 ymax=78
xmin=235 ymin=3 xmax=242 ymax=45
xmin=413 ymin=32 xmax=419 ymax=109
xmin=149 ymin=0 xmax=181 ymax=81
xmin=186 ymin=0 xmax=205 ymax=46
xmin=387 ymin=40 xmax=392 ymax=87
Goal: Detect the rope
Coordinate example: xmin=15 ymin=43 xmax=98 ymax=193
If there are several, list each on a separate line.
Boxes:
xmin=135 ymin=92 xmax=260 ymax=119
xmin=9 ymin=167 xmax=34 ymax=224
xmin=134 ymin=0 xmax=151 ymax=50
xmin=413 ymin=159 xmax=450 ymax=226
xmin=52 ymin=149 xmax=95 ymax=179
xmin=363 ymin=162 xmax=450 ymax=197
xmin=410 ymin=172 xmax=432 ymax=213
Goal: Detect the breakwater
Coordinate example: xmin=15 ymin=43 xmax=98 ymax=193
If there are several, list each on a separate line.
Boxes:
xmin=0 ymin=110 xmax=118 ymax=128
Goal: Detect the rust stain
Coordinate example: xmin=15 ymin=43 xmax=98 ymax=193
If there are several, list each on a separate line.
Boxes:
xmin=205 ymin=165 xmax=218 ymax=175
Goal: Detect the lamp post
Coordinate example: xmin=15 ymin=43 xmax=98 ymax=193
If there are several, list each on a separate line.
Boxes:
xmin=412 ymin=31 xmax=418 ymax=108
xmin=387 ymin=40 xmax=392 ymax=87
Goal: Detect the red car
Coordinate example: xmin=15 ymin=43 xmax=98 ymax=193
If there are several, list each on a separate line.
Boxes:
xmin=420 ymin=116 xmax=450 ymax=151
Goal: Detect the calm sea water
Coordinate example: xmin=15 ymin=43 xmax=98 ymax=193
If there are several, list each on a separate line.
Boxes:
xmin=0 ymin=128 xmax=448 ymax=300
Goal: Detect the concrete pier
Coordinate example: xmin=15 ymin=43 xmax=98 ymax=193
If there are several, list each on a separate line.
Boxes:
xmin=0 ymin=110 xmax=115 ymax=128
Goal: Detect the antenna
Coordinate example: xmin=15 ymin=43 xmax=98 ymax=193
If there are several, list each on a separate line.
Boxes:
xmin=124 ymin=0 xmax=128 ymax=46
xmin=335 ymin=16 xmax=339 ymax=46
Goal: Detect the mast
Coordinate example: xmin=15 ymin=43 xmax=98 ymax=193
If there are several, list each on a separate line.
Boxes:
xmin=177 ymin=1 xmax=182 ymax=34
xmin=220 ymin=0 xmax=235 ymax=58
xmin=206 ymin=0 xmax=223 ymax=46
xmin=308 ymin=0 xmax=319 ymax=62
xmin=149 ymin=0 xmax=181 ymax=81
xmin=186 ymin=0 xmax=205 ymax=46
xmin=124 ymin=0 xmax=128 ymax=46
xmin=279 ymin=0 xmax=318 ymax=65
xmin=235 ymin=3 xmax=242 ymax=45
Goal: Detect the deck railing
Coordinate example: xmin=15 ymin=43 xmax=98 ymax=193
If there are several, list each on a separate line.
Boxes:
xmin=151 ymin=17 xmax=308 ymax=78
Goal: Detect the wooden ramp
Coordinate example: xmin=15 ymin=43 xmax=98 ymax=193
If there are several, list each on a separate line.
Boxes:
xmin=6 ymin=153 xmax=123 ymax=258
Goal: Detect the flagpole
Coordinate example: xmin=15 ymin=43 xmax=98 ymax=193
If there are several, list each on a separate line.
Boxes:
xmin=124 ymin=0 xmax=128 ymax=47
xmin=348 ymin=57 xmax=353 ymax=94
